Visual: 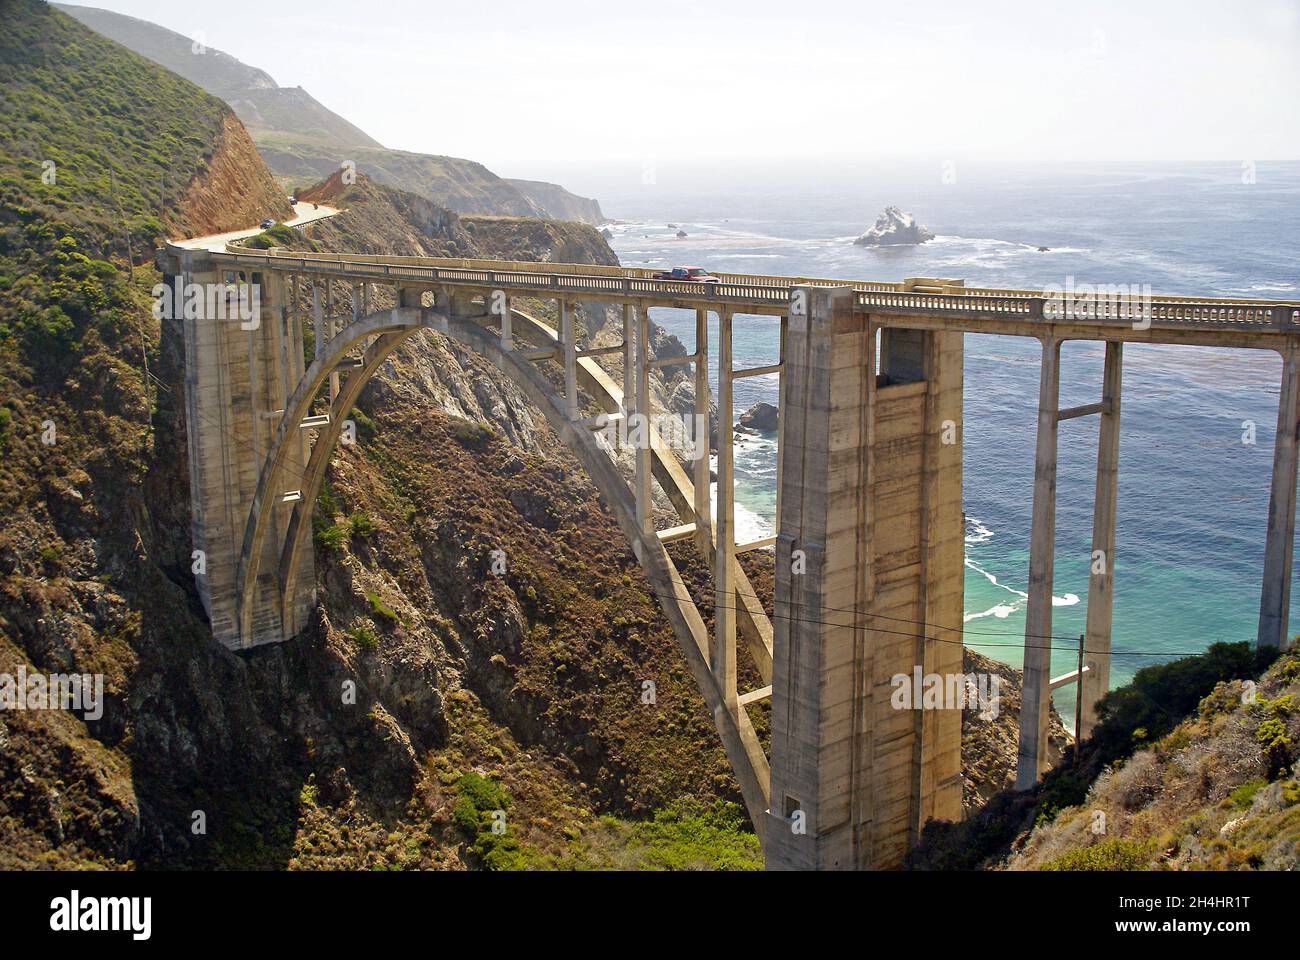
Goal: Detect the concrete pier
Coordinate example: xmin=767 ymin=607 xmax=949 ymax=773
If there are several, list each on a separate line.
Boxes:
xmin=179 ymin=255 xmax=314 ymax=649
xmin=1081 ymin=341 xmax=1123 ymax=733
xmin=1258 ymin=348 xmax=1300 ymax=651
xmin=766 ymin=287 xmax=963 ymax=870
xmin=1017 ymin=337 xmax=1061 ymax=789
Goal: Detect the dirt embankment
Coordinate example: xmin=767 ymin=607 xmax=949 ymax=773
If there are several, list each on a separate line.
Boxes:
xmin=174 ymin=112 xmax=292 ymax=237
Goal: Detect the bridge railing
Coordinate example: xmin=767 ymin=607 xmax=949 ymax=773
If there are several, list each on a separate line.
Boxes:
xmin=203 ymin=248 xmax=1299 ymax=331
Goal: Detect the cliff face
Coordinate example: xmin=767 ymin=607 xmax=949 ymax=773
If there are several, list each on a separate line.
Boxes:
xmin=460 ymin=215 xmax=619 ymax=266
xmin=505 ymin=179 xmax=606 ymax=225
xmin=261 ymin=143 xmax=548 ymax=218
xmin=175 ymin=113 xmax=293 ymax=238
xmin=296 ymin=170 xmax=477 ymax=257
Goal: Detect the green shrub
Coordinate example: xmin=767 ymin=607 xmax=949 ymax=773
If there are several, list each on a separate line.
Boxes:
xmin=448 ymin=418 xmax=495 ymax=449
xmin=1282 ymin=780 xmax=1300 ymax=805
xmin=239 ymin=223 xmax=297 ymax=250
xmin=1040 ymin=838 xmax=1152 ymax=871
xmin=316 ymin=481 xmax=340 ymax=518
xmin=351 ymin=408 xmax=377 ymax=437
xmin=365 ymin=590 xmax=399 ymax=624
xmin=450 ymin=772 xmax=532 ymax=869
xmin=619 ymin=799 xmax=763 ymax=871
xmin=473 ymin=830 xmax=531 ymax=871
xmin=1228 ymin=779 xmax=1267 ymax=811
xmin=349 ymin=625 xmax=378 ymax=652
xmin=350 ymin=511 xmax=374 ymax=537
xmin=451 ymin=796 xmax=480 ymax=836
xmin=1092 ymin=642 xmax=1276 ymax=767
xmin=315 ymin=522 xmax=350 ymax=550
xmin=455 ymin=772 xmax=510 ymax=814
xmin=1252 ymin=694 xmax=1297 ymax=776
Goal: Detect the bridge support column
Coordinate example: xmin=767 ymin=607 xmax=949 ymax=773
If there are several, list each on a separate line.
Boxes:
xmin=312 ymin=281 xmax=324 ymax=361
xmin=634 ymin=305 xmax=652 ymax=536
xmin=1017 ymin=336 xmax=1062 ymax=789
xmin=767 ymin=290 xmax=964 ymax=870
xmin=1258 ymin=348 xmax=1300 ymax=651
xmin=622 ymin=304 xmax=635 ymax=417
xmin=500 ymin=292 xmax=513 ymax=348
xmin=714 ymin=308 xmax=737 ymax=707
xmin=560 ymin=300 xmax=579 ymax=419
xmin=694 ymin=309 xmax=713 ymax=558
xmin=1081 ymin=341 xmax=1123 ymax=734
xmin=176 ymin=253 xmax=315 ymax=648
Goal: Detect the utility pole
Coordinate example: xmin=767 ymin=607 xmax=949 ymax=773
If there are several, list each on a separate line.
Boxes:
xmin=1073 ymin=634 xmax=1085 ymax=765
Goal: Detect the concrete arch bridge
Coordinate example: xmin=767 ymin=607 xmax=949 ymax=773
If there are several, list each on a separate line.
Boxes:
xmin=161 ymin=243 xmax=1300 ymax=869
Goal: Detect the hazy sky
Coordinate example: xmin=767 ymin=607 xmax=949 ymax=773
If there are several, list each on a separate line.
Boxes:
xmin=77 ymin=0 xmax=1300 ymax=174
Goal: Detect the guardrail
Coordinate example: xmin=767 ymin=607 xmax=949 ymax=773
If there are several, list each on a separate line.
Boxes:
xmin=202 ymin=248 xmax=1299 ymax=333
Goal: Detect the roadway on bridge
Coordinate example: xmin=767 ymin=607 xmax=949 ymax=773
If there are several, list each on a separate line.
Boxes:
xmin=174 ymin=201 xmax=341 ymax=252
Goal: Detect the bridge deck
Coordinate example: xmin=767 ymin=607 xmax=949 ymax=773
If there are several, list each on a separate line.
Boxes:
xmin=194 ymin=246 xmax=1300 ymax=349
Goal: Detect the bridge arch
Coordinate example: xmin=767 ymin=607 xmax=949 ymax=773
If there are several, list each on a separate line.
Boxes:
xmin=234 ymin=296 xmax=773 ymax=832
xmin=235 ymin=306 xmax=430 ymax=644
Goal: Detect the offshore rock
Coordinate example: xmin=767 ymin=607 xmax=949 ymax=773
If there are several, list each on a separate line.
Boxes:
xmin=854 ymin=205 xmax=935 ymax=246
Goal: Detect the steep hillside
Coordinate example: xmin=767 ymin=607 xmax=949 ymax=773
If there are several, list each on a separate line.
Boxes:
xmin=0 ymin=0 xmax=289 ymax=257
xmin=57 ymin=3 xmax=606 ymax=222
xmin=1005 ymin=647 xmax=1299 ymax=871
xmin=56 ymin=3 xmax=382 ymax=148
xmin=907 ymin=641 xmax=1286 ymax=870
xmin=261 ymin=138 xmax=545 ymax=217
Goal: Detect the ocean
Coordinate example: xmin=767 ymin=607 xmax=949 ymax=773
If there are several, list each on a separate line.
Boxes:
xmin=581 ymin=159 xmax=1300 ymax=720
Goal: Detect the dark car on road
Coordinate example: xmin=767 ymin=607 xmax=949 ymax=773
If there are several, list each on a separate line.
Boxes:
xmin=652 ymin=266 xmax=720 ymax=282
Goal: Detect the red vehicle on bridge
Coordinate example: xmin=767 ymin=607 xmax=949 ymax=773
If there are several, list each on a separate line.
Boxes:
xmin=652 ymin=266 xmax=720 ymax=283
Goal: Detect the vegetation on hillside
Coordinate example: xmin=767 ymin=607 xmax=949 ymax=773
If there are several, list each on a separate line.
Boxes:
xmin=0 ymin=0 xmax=232 ymax=258
xmin=1014 ymin=646 xmax=1300 ymax=870
xmin=909 ymin=641 xmax=1287 ymax=870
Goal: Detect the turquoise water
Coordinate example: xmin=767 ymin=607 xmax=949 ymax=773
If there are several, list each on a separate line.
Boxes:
xmin=591 ymin=161 xmax=1300 ymax=719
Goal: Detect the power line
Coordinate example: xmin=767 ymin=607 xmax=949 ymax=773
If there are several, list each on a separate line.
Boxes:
xmin=636 ymin=575 xmax=1243 ymax=661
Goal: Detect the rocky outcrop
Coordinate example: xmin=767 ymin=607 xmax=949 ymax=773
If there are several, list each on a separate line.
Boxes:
xmin=854 ymin=206 xmax=934 ymax=246
xmin=460 ymin=216 xmax=618 ymax=266
xmin=960 ymin=649 xmax=1067 ymax=810
xmin=298 ymin=171 xmax=475 ymax=258
xmin=174 ymin=113 xmax=295 ymax=237
xmin=737 ymin=402 xmax=778 ymax=434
